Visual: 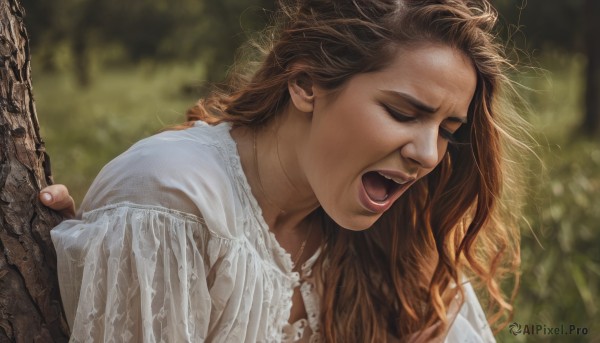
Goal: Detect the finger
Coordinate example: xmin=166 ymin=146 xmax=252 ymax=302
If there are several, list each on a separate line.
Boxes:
xmin=39 ymin=191 xmax=54 ymax=205
xmin=40 ymin=184 xmax=76 ymax=218
xmin=40 ymin=184 xmax=68 ymax=206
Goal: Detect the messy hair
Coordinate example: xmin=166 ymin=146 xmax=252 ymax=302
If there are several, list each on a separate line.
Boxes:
xmin=184 ymin=0 xmax=528 ymax=341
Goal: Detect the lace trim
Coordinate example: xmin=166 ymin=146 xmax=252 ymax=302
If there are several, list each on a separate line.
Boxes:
xmin=207 ymin=123 xmax=295 ymax=271
xmin=299 ymin=249 xmax=322 ymax=341
xmin=282 ymin=319 xmax=309 ymax=342
xmin=198 ymin=121 xmax=322 ymax=342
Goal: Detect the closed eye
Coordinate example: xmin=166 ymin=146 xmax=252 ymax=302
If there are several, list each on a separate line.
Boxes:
xmin=380 ymin=103 xmax=415 ymax=122
xmin=382 ymin=102 xmax=468 ymax=145
xmin=443 ymin=124 xmax=471 ymax=146
xmin=440 ymin=127 xmax=459 ymax=144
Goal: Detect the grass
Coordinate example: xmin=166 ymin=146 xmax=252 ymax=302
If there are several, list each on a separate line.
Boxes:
xmin=34 ymin=60 xmax=205 ymax=203
xmin=32 ymin=53 xmax=599 ymax=342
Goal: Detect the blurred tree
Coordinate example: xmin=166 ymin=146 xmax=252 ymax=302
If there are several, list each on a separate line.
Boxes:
xmin=199 ymin=0 xmax=274 ymax=85
xmin=21 ymin=0 xmax=275 ymax=88
xmin=493 ymin=0 xmax=585 ymax=51
xmin=493 ymin=0 xmax=600 ymax=137
xmin=583 ymin=0 xmax=600 ymax=136
xmin=18 ymin=0 xmax=75 ymax=72
xmin=0 ymin=0 xmax=69 ymax=340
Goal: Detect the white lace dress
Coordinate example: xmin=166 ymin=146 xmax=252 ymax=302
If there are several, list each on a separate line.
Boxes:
xmin=51 ymin=121 xmax=495 ymax=342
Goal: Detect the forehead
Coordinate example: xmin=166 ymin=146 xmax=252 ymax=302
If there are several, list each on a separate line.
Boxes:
xmin=366 ymin=43 xmax=477 ymax=115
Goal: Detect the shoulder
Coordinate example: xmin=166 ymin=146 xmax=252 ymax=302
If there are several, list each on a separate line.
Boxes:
xmin=113 ymin=124 xmax=228 ymax=185
xmin=118 ymin=121 xmax=228 ymax=171
xmin=79 ymin=122 xmax=245 ymax=236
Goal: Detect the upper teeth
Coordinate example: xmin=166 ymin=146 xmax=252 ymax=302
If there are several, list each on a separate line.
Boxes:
xmin=378 ymin=172 xmax=409 ymax=185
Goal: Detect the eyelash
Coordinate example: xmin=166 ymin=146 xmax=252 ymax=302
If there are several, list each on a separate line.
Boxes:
xmin=440 ymin=128 xmax=459 ymax=144
xmin=381 ymin=103 xmax=460 ymax=144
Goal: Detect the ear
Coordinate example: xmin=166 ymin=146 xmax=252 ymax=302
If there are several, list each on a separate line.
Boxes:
xmin=288 ymin=73 xmax=315 ymax=113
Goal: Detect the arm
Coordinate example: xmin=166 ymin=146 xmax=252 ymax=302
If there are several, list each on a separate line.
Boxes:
xmin=52 ymin=204 xmax=213 ymax=340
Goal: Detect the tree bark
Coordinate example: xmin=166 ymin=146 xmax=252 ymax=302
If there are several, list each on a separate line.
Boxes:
xmin=583 ymin=0 xmax=600 ymax=137
xmin=0 ymin=0 xmax=69 ymax=341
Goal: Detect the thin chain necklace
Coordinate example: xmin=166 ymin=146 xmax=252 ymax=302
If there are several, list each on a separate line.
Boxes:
xmin=253 ymin=128 xmax=313 ymax=269
xmin=253 ymin=128 xmax=286 ymax=214
xmin=292 ymin=220 xmax=314 ymax=270
xmin=273 ymin=126 xmax=301 ymax=193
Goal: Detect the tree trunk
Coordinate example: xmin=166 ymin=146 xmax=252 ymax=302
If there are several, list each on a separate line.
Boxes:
xmin=0 ymin=0 xmax=69 ymax=341
xmin=583 ymin=0 xmax=600 ymax=137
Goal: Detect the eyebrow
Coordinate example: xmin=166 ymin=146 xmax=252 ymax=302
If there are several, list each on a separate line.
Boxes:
xmin=382 ymin=90 xmax=468 ymax=124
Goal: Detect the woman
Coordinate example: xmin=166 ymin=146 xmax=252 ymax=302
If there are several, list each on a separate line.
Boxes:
xmin=42 ymin=0 xmax=527 ymax=341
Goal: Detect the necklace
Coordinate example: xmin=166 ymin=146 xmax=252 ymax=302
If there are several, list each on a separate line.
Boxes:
xmin=273 ymin=126 xmax=301 ymax=193
xmin=292 ymin=223 xmax=313 ymax=269
xmin=253 ymin=128 xmax=313 ymax=269
xmin=253 ymin=128 xmax=286 ymax=214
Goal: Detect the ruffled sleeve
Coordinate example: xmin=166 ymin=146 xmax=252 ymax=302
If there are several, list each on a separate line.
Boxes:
xmin=51 ymin=124 xmax=309 ymax=342
xmin=52 ymin=203 xmax=224 ymax=342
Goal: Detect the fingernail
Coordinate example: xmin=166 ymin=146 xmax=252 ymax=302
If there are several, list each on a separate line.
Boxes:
xmin=41 ymin=192 xmax=53 ymax=203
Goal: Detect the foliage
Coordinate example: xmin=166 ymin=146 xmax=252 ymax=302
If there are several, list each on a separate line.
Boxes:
xmin=492 ymin=0 xmax=585 ymax=53
xmin=496 ymin=54 xmax=600 ymax=342
xmin=22 ymin=0 xmax=588 ymax=71
xmin=21 ymin=0 xmax=274 ymax=85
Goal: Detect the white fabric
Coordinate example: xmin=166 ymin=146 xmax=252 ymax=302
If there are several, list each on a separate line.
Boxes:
xmin=444 ymin=282 xmax=496 ymax=343
xmin=51 ymin=121 xmax=494 ymax=342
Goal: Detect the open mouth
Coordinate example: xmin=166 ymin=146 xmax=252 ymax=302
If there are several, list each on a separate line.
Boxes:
xmin=362 ymin=171 xmax=413 ymax=204
xmin=361 ymin=171 xmax=405 ymax=203
xmin=359 ymin=170 xmax=416 ymax=213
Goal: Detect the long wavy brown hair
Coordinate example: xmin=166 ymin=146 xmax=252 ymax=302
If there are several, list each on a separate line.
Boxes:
xmin=181 ymin=0 xmax=530 ymax=341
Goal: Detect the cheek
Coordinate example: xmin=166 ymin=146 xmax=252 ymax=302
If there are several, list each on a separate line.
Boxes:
xmin=308 ymin=109 xmax=386 ymax=171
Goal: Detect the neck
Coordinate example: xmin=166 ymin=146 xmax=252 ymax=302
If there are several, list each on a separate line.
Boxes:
xmin=230 ymin=108 xmax=319 ymax=234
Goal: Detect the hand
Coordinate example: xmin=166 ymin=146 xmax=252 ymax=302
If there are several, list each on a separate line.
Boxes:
xmin=39 ymin=184 xmax=76 ymax=219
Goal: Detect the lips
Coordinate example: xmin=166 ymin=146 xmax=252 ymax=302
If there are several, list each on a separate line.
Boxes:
xmin=359 ymin=170 xmax=416 ymax=213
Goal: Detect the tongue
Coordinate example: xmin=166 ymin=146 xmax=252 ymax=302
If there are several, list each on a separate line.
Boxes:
xmin=362 ymin=172 xmax=388 ymax=202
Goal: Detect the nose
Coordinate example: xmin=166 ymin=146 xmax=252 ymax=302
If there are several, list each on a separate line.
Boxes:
xmin=401 ymin=126 xmax=441 ymax=169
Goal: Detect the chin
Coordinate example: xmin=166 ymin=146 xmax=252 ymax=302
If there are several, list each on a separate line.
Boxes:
xmin=331 ymin=212 xmax=381 ymax=231
xmin=318 ymin=193 xmax=382 ymax=231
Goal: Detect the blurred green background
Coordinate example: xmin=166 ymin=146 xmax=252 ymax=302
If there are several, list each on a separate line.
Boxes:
xmin=21 ymin=0 xmax=599 ymax=342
